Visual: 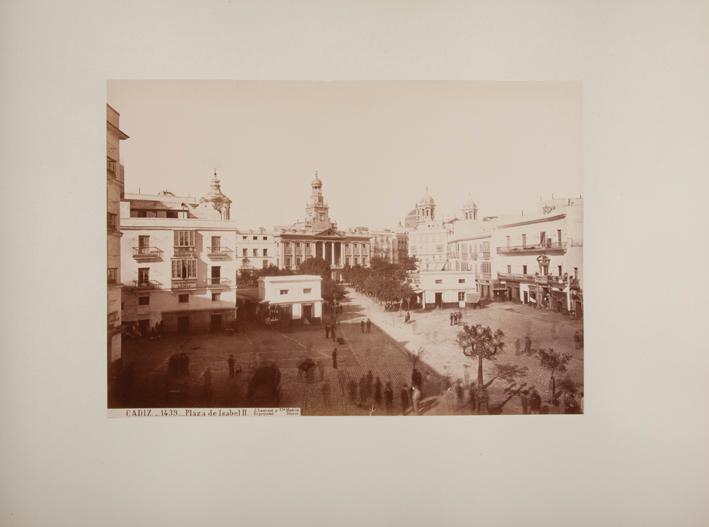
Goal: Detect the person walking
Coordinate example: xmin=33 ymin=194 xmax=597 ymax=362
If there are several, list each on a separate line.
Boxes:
xmin=529 ymin=388 xmax=542 ymax=415
xmin=384 ymin=382 xmax=394 ymax=414
xmin=331 ymin=347 xmax=338 ymax=369
xmin=455 ymin=380 xmax=464 ymax=406
xmin=411 ymin=385 xmax=422 ymax=415
xmin=366 ymin=318 xmax=372 ymax=333
xmin=449 ymin=312 xmax=454 ymax=326
xmin=325 ymin=324 xmax=330 ymax=339
xmin=360 ymin=319 xmax=365 ymax=333
xmin=321 ymin=380 xmax=331 ymax=409
xmin=331 ymin=324 xmax=337 ymax=341
xmin=400 ymin=384 xmax=410 ymax=415
xmin=524 ymin=335 xmax=532 ymax=354
xmin=520 ymin=389 xmax=530 ymax=414
xmin=228 ymin=354 xmax=235 ymax=378
xmin=374 ymin=377 xmax=383 ymax=407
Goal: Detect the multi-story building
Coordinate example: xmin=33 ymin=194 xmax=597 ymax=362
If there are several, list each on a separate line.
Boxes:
xmin=257 ymin=275 xmax=323 ymax=323
xmin=405 ymin=190 xmax=453 ymax=271
xmin=368 ymin=228 xmax=407 ymax=264
xmin=276 ymin=173 xmax=371 ymax=279
xmin=120 ymin=172 xmax=239 ymax=334
xmin=492 ymin=197 xmax=583 ymax=314
xmin=107 ymin=105 xmax=128 ymax=363
xmin=235 ymin=228 xmax=278 ymax=270
xmin=446 ymin=214 xmax=496 ymax=299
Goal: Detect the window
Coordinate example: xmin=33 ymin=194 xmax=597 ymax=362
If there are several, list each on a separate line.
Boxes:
xmin=458 ymin=278 xmax=465 ymax=284
xmin=171 ymin=259 xmax=196 ymax=279
xmin=558 ymin=265 xmax=562 ymax=276
xmin=262 ymin=260 xmax=268 ymax=268
xmin=540 ymin=231 xmax=546 ymax=245
xmin=303 ymin=288 xmax=312 ymax=294
xmin=242 ymin=235 xmax=247 ymax=240
xmin=506 ymin=235 xmax=510 ymax=247
xmin=507 ymin=265 xmax=511 ymax=273
xmin=174 ymin=230 xmax=195 ymax=247
xmin=211 ymin=293 xmax=221 ymax=302
xmin=574 ymin=267 xmax=578 ymax=279
xmin=263 ymin=248 xmax=268 ymax=257
xmin=280 ymin=289 xmax=288 ymax=295
xmin=107 ymin=212 xmax=117 ymax=231
xmin=138 ymin=296 xmax=150 ymax=306
xmin=211 ymin=236 xmax=221 ymax=251
xmin=523 ymin=265 xmax=528 ymax=275
xmin=166 ymin=211 xmax=178 ymax=218
xmin=458 ymin=292 xmax=465 ymax=301
xmin=178 ymin=294 xmax=189 ymax=303
xmin=557 ymin=230 xmax=562 ymax=243
xmin=435 ymin=279 xmax=443 ymax=284
xmin=253 ymin=236 xmax=258 ymax=240
xmin=263 ymin=236 xmax=268 ymax=241
xmin=242 ymin=248 xmax=248 ymax=257
xmin=138 ymin=235 xmax=150 ymax=250
xmin=253 ymin=248 xmax=259 ymax=257
xmin=107 ymin=267 xmax=118 ymax=284
xmin=138 ymin=268 xmax=149 ymax=285
xmin=522 ymin=234 xmax=527 ymax=247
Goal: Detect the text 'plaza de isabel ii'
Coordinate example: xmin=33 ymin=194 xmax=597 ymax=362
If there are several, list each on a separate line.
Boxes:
xmin=108 ymin=104 xmax=583 ymax=363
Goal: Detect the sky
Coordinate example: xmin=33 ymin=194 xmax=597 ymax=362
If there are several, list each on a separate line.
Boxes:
xmin=107 ymin=81 xmax=582 ymax=230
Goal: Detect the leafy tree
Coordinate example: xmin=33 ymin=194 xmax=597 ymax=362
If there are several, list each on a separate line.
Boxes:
xmin=536 ymin=348 xmax=572 ymax=403
xmin=298 ymin=257 xmax=331 ymax=279
xmin=456 ymin=324 xmax=506 ymax=387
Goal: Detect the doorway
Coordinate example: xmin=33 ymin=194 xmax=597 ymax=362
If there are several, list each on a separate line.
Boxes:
xmin=211 ymin=266 xmax=221 ymax=285
xmin=523 ymin=291 xmax=529 ymax=304
xmin=177 ymin=316 xmax=190 ymax=334
xmin=138 ymin=319 xmax=150 ymax=336
xmin=435 ymin=292 xmax=443 ymax=308
xmin=303 ymin=304 xmax=313 ymax=321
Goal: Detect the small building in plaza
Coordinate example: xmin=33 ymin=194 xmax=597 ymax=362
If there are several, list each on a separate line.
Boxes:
xmin=415 ymin=270 xmax=478 ymax=309
xmin=257 ymin=275 xmax=323 ymax=324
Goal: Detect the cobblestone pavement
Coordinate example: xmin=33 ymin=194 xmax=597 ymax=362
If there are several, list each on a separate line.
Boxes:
xmin=114 ymin=289 xmax=583 ymax=415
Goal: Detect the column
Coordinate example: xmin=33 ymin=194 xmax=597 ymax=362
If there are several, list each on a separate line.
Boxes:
xmin=311 ymin=240 xmax=316 ymax=259
xmin=279 ymin=241 xmax=285 ymax=269
xmin=330 ymin=241 xmax=335 ymax=267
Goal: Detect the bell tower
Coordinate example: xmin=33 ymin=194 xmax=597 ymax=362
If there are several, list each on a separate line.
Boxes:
xmin=305 ymin=171 xmax=334 ymax=230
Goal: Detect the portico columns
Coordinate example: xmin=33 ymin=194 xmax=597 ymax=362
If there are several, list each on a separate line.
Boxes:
xmin=331 ymin=241 xmax=335 ymax=267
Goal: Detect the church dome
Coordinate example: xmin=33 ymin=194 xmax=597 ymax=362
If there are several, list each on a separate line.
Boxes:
xmin=418 ymin=189 xmax=435 ymax=206
xmin=463 ymin=194 xmax=477 ymax=210
xmin=311 ymin=171 xmax=322 ymax=189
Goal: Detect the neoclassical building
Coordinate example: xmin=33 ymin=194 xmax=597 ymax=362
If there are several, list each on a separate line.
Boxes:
xmin=276 ymin=173 xmax=371 ymax=278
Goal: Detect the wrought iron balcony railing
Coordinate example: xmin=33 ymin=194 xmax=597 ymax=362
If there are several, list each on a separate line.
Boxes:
xmin=497 ymin=242 xmax=566 ymax=255
xmin=206 ymin=246 xmax=233 ymax=258
xmin=497 ymin=272 xmax=537 ymax=282
xmin=133 ymin=246 xmax=163 ymax=259
xmin=129 ymin=279 xmax=162 ymax=290
xmin=207 ymin=277 xmax=232 ymax=288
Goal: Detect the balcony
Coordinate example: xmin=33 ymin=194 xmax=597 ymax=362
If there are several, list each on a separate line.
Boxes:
xmin=535 ymin=274 xmax=567 ymax=287
xmin=207 ymin=246 xmax=233 ymax=259
xmin=207 ymin=277 xmax=232 ymax=289
xmin=497 ymin=242 xmax=566 ymax=255
xmin=171 ymin=278 xmax=198 ymax=290
xmin=128 ymin=280 xmax=162 ymax=290
xmin=174 ymin=246 xmax=196 ymax=257
xmin=132 ymin=246 xmax=163 ymax=260
xmin=497 ymin=272 xmax=537 ymax=282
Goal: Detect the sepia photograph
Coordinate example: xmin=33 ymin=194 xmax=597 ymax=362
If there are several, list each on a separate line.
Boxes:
xmin=107 ymin=81 xmax=583 ymax=415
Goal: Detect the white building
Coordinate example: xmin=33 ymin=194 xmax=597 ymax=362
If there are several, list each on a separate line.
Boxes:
xmin=120 ymin=173 xmax=239 ymax=334
xmin=235 ymin=228 xmax=278 ymax=270
xmin=257 ymin=275 xmax=323 ymax=323
xmin=492 ymin=197 xmax=583 ymax=314
xmin=415 ymin=270 xmax=478 ymax=309
xmin=405 ymin=190 xmax=454 ymax=271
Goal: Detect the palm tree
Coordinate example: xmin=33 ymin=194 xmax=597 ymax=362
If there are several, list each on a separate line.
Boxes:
xmin=536 ymin=348 xmax=572 ymax=403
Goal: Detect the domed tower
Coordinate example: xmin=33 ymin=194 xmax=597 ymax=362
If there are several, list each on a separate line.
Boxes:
xmin=305 ymin=171 xmax=334 ymax=230
xmin=416 ymin=188 xmax=436 ymax=224
xmin=199 ymin=170 xmax=232 ymax=220
xmin=462 ymin=194 xmax=478 ymax=220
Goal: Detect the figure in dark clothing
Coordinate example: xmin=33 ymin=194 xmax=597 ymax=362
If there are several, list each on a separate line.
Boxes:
xmin=449 ymin=312 xmax=454 ymax=326
xmin=332 ymin=348 xmax=338 ymax=369
xmin=384 ymin=382 xmax=394 ymax=414
xmin=325 ymin=324 xmax=330 ymax=339
xmin=400 ymin=384 xmax=410 ymax=414
xmin=529 ymin=388 xmax=542 ymax=414
xmin=366 ymin=318 xmax=372 ymax=333
xmin=228 ymin=354 xmax=235 ymax=378
xmin=360 ymin=320 xmax=365 ymax=333
xmin=359 ymin=375 xmax=368 ymax=406
xmin=374 ymin=377 xmax=383 ymax=406
xmin=411 ymin=367 xmax=422 ymax=390
xmin=524 ymin=336 xmax=532 ymax=354
xmin=348 ymin=379 xmax=358 ymax=403
xmin=455 ymin=381 xmax=464 ymax=404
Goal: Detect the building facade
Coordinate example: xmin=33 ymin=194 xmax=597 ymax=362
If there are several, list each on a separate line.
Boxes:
xmin=405 ymin=190 xmax=453 ymax=271
xmin=235 ymin=228 xmax=278 ymax=270
xmin=120 ymin=174 xmax=239 ymax=334
xmin=491 ymin=197 xmax=583 ymax=314
xmin=415 ymin=270 xmax=478 ymax=309
xmin=107 ymin=105 xmax=128 ymax=363
xmin=276 ymin=173 xmax=371 ymax=278
xmin=257 ymin=275 xmax=323 ymax=323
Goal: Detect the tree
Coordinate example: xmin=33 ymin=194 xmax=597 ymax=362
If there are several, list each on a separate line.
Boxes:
xmin=298 ymin=257 xmax=331 ymax=279
xmin=457 ymin=324 xmax=506 ymax=387
xmin=535 ymin=348 xmax=572 ymax=403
